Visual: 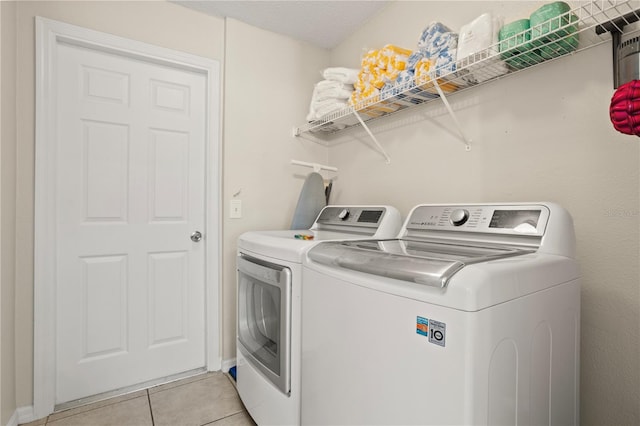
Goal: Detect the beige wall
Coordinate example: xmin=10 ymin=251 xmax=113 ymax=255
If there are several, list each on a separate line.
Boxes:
xmin=12 ymin=0 xmax=226 ymax=411
xmin=328 ymin=2 xmax=639 ymax=425
xmin=1 ymin=0 xmax=18 ymax=424
xmin=222 ymin=18 xmax=329 ymax=359
xmin=5 ymin=1 xmax=639 ymax=424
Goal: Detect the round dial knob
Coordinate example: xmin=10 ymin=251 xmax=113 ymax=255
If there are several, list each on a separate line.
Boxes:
xmin=449 ymin=209 xmax=469 ymax=226
xmin=338 ymin=208 xmax=350 ymax=220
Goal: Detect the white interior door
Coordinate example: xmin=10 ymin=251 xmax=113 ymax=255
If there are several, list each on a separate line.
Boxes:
xmin=54 ymin=41 xmax=207 ymax=404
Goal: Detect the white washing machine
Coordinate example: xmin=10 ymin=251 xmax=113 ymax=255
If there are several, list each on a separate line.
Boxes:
xmin=236 ymin=205 xmax=402 ymax=425
xmin=301 ymin=202 xmax=581 ymax=425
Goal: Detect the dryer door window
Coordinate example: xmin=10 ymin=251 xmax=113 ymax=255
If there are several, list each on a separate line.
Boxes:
xmin=237 ymin=255 xmax=291 ymax=395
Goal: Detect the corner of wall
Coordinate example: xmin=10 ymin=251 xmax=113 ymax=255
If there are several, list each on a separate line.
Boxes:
xmin=0 ymin=0 xmax=18 ymax=425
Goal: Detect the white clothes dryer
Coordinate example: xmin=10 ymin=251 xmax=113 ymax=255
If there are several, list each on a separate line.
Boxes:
xmin=236 ymin=205 xmax=402 ymax=425
xmin=301 ymin=202 xmax=581 ymax=425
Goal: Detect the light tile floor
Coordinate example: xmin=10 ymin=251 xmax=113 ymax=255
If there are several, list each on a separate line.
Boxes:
xmin=21 ymin=372 xmax=256 ymax=426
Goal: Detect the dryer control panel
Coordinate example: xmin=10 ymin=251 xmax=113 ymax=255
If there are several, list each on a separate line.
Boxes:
xmin=316 ymin=206 xmax=386 ymax=228
xmin=312 ymin=205 xmax=403 ymax=238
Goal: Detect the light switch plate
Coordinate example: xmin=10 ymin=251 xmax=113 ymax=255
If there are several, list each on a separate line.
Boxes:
xmin=230 ymin=200 xmax=242 ymax=219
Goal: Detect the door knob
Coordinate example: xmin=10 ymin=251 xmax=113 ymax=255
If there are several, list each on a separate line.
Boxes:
xmin=191 ymin=231 xmax=203 ymax=242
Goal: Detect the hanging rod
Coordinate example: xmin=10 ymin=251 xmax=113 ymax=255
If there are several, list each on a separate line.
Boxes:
xmin=290 ymin=159 xmax=338 ymax=173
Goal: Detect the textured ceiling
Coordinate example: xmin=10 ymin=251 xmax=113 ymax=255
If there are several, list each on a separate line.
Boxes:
xmin=172 ymin=1 xmax=390 ymax=49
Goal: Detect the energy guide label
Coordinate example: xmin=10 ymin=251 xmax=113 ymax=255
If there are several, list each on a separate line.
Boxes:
xmin=416 ymin=316 xmax=446 ymax=347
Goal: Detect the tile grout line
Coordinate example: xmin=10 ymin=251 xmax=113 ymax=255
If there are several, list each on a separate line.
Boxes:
xmin=42 ymin=373 xmax=230 ymax=426
xmin=147 ymin=389 xmax=156 ymax=426
xmin=199 ymin=409 xmax=247 ymax=426
xmin=46 ymin=394 xmax=148 ymax=423
xmin=148 ymin=372 xmax=214 ymax=396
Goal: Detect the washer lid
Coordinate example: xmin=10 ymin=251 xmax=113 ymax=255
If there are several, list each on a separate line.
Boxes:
xmin=307 ymin=239 xmax=535 ymax=288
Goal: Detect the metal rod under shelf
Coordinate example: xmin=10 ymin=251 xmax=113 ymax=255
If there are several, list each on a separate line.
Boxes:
xmin=290 ymin=159 xmax=338 ymax=173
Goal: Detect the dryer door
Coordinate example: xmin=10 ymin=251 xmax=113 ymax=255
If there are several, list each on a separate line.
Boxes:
xmin=237 ymin=254 xmax=291 ymax=395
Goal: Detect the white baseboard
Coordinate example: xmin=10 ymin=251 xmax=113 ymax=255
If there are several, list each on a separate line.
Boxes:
xmin=16 ymin=406 xmax=37 ymax=425
xmin=5 ymin=409 xmax=19 ymax=426
xmin=220 ymin=357 xmax=236 ymax=373
xmin=5 ymin=405 xmax=35 ymax=426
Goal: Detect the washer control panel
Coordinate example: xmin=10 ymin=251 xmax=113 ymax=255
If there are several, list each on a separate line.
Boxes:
xmin=406 ymin=204 xmax=550 ymax=236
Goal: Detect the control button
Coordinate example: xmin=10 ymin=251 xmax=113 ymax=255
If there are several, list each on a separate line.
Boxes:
xmin=338 ymin=208 xmax=350 ymax=220
xmin=450 ymin=209 xmax=469 ymax=226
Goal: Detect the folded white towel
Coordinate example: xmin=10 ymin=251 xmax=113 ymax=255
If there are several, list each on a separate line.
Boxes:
xmin=322 ymin=67 xmax=359 ymax=84
xmin=307 ymin=100 xmax=348 ymax=121
xmin=316 ymin=80 xmax=353 ymax=91
xmin=311 ymin=97 xmax=344 ymax=108
xmin=307 ymin=78 xmax=354 ymax=121
xmin=314 ymin=86 xmax=353 ymax=102
xmin=316 ymin=101 xmax=347 ymax=117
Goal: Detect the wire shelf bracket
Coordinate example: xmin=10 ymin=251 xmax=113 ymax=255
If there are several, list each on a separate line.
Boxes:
xmin=352 ymin=110 xmax=392 ymax=164
xmin=429 ymin=71 xmax=472 ymax=151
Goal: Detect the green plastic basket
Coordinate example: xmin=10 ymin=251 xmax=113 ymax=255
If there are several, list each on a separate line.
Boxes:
xmin=530 ymin=1 xmax=580 ymax=57
xmin=499 ymin=19 xmax=542 ymax=69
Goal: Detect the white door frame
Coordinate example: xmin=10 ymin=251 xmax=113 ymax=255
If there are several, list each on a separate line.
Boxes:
xmin=34 ymin=17 xmax=221 ymax=418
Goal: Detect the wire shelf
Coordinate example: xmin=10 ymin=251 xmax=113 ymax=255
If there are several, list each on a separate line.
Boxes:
xmin=296 ymin=0 xmax=640 ymax=136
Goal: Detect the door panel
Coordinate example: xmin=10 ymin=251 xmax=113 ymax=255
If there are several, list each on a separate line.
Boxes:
xmin=82 ymin=120 xmax=129 ymax=222
xmin=55 ymin=42 xmax=206 ymax=404
xmin=148 ymin=251 xmax=189 ymax=347
xmin=81 ymin=254 xmax=128 ymax=359
xmin=149 ymin=129 xmax=189 ymax=222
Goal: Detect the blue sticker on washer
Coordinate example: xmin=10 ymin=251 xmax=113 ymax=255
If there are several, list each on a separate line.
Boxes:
xmin=416 ymin=316 xmax=429 ymax=336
